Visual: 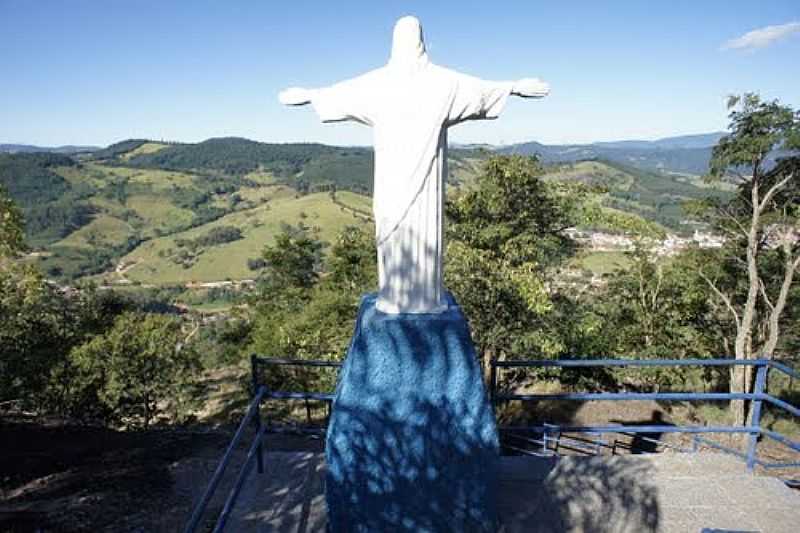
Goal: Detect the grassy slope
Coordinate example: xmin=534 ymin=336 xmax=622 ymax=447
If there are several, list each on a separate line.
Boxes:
xmin=543 ymin=160 xmax=636 ymax=190
xmin=56 ymin=214 xmax=135 ymax=249
xmin=122 ymin=190 xmax=374 ymax=284
xmin=541 ymin=160 xmax=732 ymax=233
xmin=571 ymin=251 xmax=633 ymax=275
xmin=120 ymin=142 xmax=169 ymax=161
xmin=27 ymin=144 xmax=724 ymax=284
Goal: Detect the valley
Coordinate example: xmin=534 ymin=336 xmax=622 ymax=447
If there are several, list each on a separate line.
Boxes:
xmin=1 ymin=135 xmax=733 ymax=293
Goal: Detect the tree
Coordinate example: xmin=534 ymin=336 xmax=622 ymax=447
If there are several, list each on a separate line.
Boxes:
xmin=445 ymin=155 xmax=588 ymax=375
xmin=246 ymin=226 xmax=374 ymax=419
xmin=697 ymin=94 xmax=800 ymax=426
xmin=67 ymin=311 xmax=199 ymax=428
xmin=595 ymin=244 xmax=723 ymax=391
xmin=0 ymin=184 xmax=25 ymax=259
xmin=327 ymin=225 xmax=377 ymax=292
xmin=261 ymin=224 xmax=325 ymax=290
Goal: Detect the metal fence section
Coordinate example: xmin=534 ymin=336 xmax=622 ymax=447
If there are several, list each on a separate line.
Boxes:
xmin=490 ymin=358 xmax=800 ymax=472
xmin=183 ymin=380 xmax=266 ymax=533
xmin=185 ymin=356 xmax=799 ymax=531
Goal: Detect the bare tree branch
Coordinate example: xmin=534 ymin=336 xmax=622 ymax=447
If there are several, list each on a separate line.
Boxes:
xmin=761 ymin=246 xmax=800 ymax=359
xmin=758 ymin=278 xmax=774 ymax=312
xmin=698 ymin=270 xmax=741 ymax=329
xmin=758 ymin=172 xmax=794 ymax=215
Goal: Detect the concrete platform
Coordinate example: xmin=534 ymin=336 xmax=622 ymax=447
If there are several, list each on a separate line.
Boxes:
xmin=227 ymin=452 xmax=799 ymax=532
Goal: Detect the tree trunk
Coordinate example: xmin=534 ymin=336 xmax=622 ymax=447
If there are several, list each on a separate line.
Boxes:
xmin=731 ymin=177 xmax=761 ymax=427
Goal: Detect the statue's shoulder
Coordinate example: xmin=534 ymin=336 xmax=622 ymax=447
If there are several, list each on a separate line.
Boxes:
xmin=426 ymin=64 xmax=466 ymax=86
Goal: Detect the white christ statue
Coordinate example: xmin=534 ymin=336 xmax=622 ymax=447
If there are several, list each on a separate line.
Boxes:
xmin=279 ymin=16 xmax=549 ymax=314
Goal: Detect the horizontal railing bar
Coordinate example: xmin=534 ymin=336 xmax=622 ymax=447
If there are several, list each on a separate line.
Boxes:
xmin=692 ymin=435 xmax=751 ymax=460
xmin=761 ymin=429 xmax=800 ymax=453
xmin=493 ymin=358 xmax=771 ymax=368
xmin=500 ymin=425 xmax=636 ymax=434
xmin=760 ymin=461 xmax=800 ymax=469
xmin=253 ymin=357 xmax=342 ymax=367
xmin=264 ymin=424 xmax=327 ymax=435
xmin=213 ymin=427 xmax=266 ymax=533
xmin=184 ymin=386 xmax=266 ymax=533
xmin=502 ymin=444 xmax=556 ymax=457
xmin=497 ymin=392 xmax=760 ymax=402
xmin=763 ymin=395 xmax=800 ymax=418
xmin=266 ymin=391 xmax=336 ymax=401
xmin=770 ymin=360 xmax=800 ymax=380
xmin=511 ymin=425 xmax=759 ymax=435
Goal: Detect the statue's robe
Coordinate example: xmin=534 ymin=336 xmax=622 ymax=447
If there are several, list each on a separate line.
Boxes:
xmin=312 ymin=64 xmax=512 ymax=313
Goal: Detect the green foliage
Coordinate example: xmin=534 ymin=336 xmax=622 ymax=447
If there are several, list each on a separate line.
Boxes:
xmin=246 ymin=225 xmax=376 ymax=397
xmin=0 ymin=153 xmax=95 ymax=245
xmin=445 ymin=155 xmax=584 ymax=365
xmin=709 ymin=94 xmax=800 ymax=179
xmin=0 ymin=272 xmax=129 ymax=409
xmin=590 ymin=246 xmax=725 ymax=390
xmin=90 ymin=139 xmax=150 ymax=160
xmin=262 ymin=224 xmax=326 ymax=290
xmin=0 ymin=152 xmax=74 ymax=205
xmin=126 ymin=137 xmax=378 ymax=195
xmin=195 ymin=226 xmax=243 ymax=247
xmin=1 ymin=184 xmax=26 ymax=258
xmin=66 ymin=312 xmax=199 ymax=428
xmin=327 ymin=225 xmax=378 ymax=291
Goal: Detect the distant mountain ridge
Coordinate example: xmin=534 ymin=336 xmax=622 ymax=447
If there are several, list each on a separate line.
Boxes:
xmin=589 ymin=132 xmax=726 ymax=150
xmin=0 ymin=143 xmax=100 ymax=154
xmin=500 ymin=132 xmax=727 ymax=175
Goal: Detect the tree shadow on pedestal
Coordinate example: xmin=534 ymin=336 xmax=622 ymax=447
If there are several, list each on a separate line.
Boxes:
xmin=327 ymin=396 xmax=498 ymax=532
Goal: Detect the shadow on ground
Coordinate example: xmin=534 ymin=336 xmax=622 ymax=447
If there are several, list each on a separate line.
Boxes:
xmin=499 ymin=455 xmax=660 ymax=532
xmin=0 ymin=419 xmax=228 ymax=532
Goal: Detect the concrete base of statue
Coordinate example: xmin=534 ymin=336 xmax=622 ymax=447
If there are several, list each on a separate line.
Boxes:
xmin=325 ymin=292 xmax=499 ymax=532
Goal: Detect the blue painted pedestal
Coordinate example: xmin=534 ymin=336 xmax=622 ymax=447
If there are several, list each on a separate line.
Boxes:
xmin=325 ymin=292 xmax=499 ymax=532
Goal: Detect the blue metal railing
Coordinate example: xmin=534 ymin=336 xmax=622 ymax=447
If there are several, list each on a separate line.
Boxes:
xmin=185 ymin=356 xmax=799 ymax=531
xmin=183 ymin=356 xmax=341 ymax=532
xmin=184 ymin=382 xmax=266 ymax=533
xmin=490 ymin=358 xmax=800 ymax=472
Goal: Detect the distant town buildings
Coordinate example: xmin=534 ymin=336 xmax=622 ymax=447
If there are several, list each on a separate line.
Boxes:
xmin=564 ymin=228 xmax=726 ymax=256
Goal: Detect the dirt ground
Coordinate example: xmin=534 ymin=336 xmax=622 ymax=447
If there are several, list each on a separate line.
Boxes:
xmin=0 ymin=417 xmax=322 ymax=533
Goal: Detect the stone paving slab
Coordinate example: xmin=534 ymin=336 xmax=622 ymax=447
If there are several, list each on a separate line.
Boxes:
xmin=227 ymin=452 xmax=800 ymax=532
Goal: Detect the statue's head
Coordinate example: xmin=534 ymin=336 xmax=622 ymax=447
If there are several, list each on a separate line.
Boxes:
xmin=390 ymin=16 xmax=428 ymax=68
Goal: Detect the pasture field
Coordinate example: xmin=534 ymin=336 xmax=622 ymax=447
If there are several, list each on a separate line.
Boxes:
xmin=123 ymin=191 xmax=374 ymax=284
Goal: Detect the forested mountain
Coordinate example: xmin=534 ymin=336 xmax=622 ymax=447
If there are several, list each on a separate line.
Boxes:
xmin=121 ymin=137 xmax=376 ymax=193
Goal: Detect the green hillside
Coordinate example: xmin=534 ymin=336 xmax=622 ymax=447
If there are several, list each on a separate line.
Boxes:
xmin=2 ymin=142 xmax=382 ymax=283
xmin=121 ymin=190 xmax=373 ymax=284
xmin=541 ymin=160 xmax=733 ymax=231
xmin=1 ymin=137 xmax=731 ymax=285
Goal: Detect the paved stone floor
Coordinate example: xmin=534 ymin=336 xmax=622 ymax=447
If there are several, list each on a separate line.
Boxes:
xmin=227 ymin=452 xmax=799 ymax=532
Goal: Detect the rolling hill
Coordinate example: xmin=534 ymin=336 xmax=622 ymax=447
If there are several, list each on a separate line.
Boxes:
xmin=540 ymin=159 xmax=732 ymax=230
xmin=500 ymin=132 xmax=726 ymax=175
xmin=1 ymin=134 xmax=734 ymax=285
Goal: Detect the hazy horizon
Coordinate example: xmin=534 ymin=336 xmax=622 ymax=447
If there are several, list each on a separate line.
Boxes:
xmin=1 ymin=129 xmax=729 ymax=151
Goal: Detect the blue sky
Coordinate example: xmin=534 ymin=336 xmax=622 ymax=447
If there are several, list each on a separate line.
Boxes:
xmin=1 ymin=0 xmax=798 ymax=147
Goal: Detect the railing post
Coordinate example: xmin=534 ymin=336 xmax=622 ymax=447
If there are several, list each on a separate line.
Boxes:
xmin=251 ymin=355 xmax=264 ymax=475
xmin=745 ymin=363 xmax=768 ymax=472
xmin=489 ymin=357 xmax=497 ymax=405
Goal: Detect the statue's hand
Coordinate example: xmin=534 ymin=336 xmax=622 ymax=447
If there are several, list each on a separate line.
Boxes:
xmin=512 ymin=78 xmax=550 ymax=98
xmin=278 ymin=87 xmax=314 ymax=106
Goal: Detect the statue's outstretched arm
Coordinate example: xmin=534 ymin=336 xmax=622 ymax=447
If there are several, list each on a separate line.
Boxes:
xmin=278 ymin=87 xmax=318 ymax=106
xmin=511 ymin=78 xmax=550 ymax=98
